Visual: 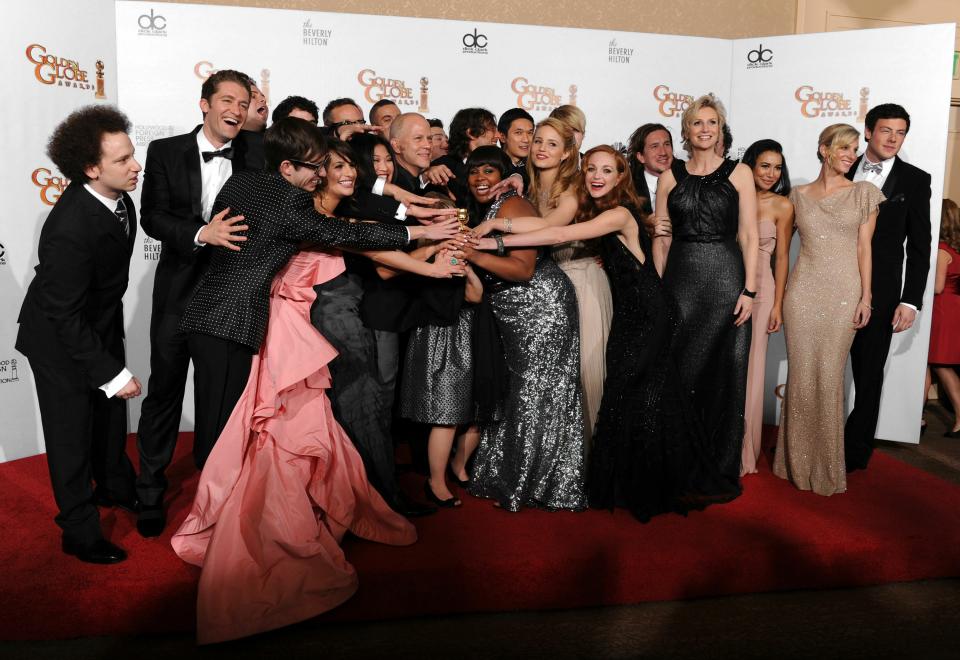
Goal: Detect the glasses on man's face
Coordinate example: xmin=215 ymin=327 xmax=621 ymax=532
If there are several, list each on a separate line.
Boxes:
xmin=289 ymin=159 xmax=325 ymax=174
xmin=331 ymin=119 xmax=366 ymax=129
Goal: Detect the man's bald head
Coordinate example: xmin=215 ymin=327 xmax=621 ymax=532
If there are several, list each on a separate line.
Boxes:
xmin=390 ymin=113 xmax=433 ymax=174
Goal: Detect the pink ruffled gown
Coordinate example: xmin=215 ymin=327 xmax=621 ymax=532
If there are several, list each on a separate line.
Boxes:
xmin=172 ymin=251 xmax=417 ymax=645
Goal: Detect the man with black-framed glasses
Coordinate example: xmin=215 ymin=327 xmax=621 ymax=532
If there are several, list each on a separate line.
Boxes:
xmin=179 ymin=118 xmax=460 ymax=483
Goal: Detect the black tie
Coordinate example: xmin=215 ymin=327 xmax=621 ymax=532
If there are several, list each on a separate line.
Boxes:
xmin=115 ymin=198 xmax=129 ymax=237
xmin=202 ymin=147 xmax=234 ymax=163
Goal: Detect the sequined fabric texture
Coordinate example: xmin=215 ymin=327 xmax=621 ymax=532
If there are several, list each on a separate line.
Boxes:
xmin=469 ymin=197 xmax=587 ymax=511
xmin=589 ymin=214 xmax=740 ymax=521
xmin=663 ymin=159 xmax=750 ymax=485
xmin=774 ymin=182 xmax=884 ymax=496
xmin=399 ymin=306 xmax=476 ymax=425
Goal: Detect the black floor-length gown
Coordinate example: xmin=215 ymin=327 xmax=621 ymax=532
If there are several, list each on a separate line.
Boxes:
xmin=662 ymin=159 xmax=749 ymax=489
xmin=588 ymin=212 xmax=739 ymax=521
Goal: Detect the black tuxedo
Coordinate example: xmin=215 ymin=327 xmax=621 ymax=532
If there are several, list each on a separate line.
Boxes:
xmin=17 ymin=183 xmax=137 ymax=545
xmin=180 ymin=169 xmax=410 ymax=463
xmin=135 ymin=126 xmax=262 ymax=504
xmin=632 ymin=168 xmax=654 ymax=215
xmin=844 ymin=154 xmax=932 ymax=469
xmin=426 ymin=154 xmax=469 ymax=205
xmin=393 ymin=162 xmax=426 ymax=195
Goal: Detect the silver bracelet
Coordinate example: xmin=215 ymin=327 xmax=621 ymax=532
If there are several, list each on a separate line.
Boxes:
xmin=494 ymin=235 xmax=506 ymax=256
xmin=504 ymin=218 xmax=513 ymax=234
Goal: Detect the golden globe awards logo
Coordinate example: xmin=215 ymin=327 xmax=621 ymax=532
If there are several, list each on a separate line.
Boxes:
xmin=511 ymin=77 xmax=575 ymax=112
xmin=653 ymin=85 xmax=694 ymax=117
xmin=25 ymin=45 xmax=94 ymax=91
xmin=357 ymin=69 xmax=417 ymax=106
xmin=608 ymin=39 xmax=634 ymax=64
xmin=794 ymin=85 xmax=868 ymax=119
xmin=195 ymin=61 xmax=215 ymax=80
xmin=31 ymin=168 xmax=68 ymax=206
xmin=0 ymin=358 xmax=19 ymax=385
xmin=302 ymin=19 xmax=331 ymax=46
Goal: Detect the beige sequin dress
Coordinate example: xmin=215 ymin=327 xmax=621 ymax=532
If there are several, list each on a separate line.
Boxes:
xmin=773 ymin=182 xmax=883 ymax=496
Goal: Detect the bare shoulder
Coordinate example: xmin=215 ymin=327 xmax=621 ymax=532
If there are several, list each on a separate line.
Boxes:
xmin=499 ymin=195 xmax=537 ymax=218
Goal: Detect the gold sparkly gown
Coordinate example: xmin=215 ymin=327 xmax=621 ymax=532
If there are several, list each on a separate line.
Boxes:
xmin=773 ymin=182 xmax=883 ymax=496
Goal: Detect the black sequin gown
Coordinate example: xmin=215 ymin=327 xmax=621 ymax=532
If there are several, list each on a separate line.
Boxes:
xmin=589 ymin=212 xmax=739 ymax=521
xmin=663 ymin=159 xmax=749 ymax=490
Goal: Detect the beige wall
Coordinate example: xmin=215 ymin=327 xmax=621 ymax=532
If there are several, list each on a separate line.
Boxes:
xmin=153 ymin=0 xmax=796 ymax=38
xmin=796 ymin=0 xmax=960 ymax=201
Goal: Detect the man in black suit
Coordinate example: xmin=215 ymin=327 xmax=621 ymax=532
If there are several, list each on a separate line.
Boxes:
xmin=272 ymin=95 xmax=319 ymax=124
xmin=423 ymin=108 xmax=498 ymax=205
xmin=627 ymin=123 xmax=677 ymax=215
xmin=497 ymin=108 xmax=534 ymax=186
xmin=135 ymin=70 xmax=262 ymax=537
xmin=17 ymin=106 xmax=142 ymax=564
xmin=181 ymin=118 xmax=458 ymax=478
xmin=845 ymin=103 xmax=932 ymax=471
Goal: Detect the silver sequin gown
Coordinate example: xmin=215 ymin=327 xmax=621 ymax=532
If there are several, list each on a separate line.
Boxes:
xmin=468 ymin=193 xmax=587 ymax=511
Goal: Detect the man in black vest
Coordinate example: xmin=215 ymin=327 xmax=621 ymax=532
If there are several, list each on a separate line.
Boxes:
xmin=17 ymin=106 xmax=142 ymax=563
xmin=844 ymin=103 xmax=932 ymax=471
xmin=135 ymin=70 xmax=262 ymax=537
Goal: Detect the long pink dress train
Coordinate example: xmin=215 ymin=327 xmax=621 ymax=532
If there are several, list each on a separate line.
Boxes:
xmin=741 ymin=220 xmax=777 ymax=475
xmin=171 ymin=251 xmax=417 ymax=645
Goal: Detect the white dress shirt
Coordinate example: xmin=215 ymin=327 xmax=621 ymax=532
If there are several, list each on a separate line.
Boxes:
xmin=192 ymin=130 xmax=235 ymax=246
xmin=83 ymin=183 xmax=134 ymax=397
xmin=644 ymin=170 xmax=660 ymax=211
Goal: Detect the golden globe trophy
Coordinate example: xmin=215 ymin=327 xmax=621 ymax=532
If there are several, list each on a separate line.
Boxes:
xmin=261 ymin=69 xmax=271 ymax=108
xmin=95 ymin=60 xmax=106 ymax=99
xmin=569 ymin=84 xmax=578 ymax=107
xmin=419 ymin=77 xmax=430 ymax=113
xmin=456 ymin=208 xmax=469 ymax=233
xmin=857 ymin=87 xmax=870 ymax=123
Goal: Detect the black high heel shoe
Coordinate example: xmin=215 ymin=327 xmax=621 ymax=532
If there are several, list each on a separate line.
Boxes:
xmin=424 ymin=480 xmax=461 ymax=508
xmin=448 ymin=465 xmax=471 ymax=489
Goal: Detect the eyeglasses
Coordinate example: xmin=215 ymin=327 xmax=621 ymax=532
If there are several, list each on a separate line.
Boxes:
xmin=289 ymin=158 xmax=325 ymax=174
xmin=331 ymin=119 xmax=366 ymax=129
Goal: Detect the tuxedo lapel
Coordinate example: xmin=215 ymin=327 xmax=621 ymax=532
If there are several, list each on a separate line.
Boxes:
xmin=183 ymin=135 xmax=203 ymax=220
xmin=846 ymin=156 xmax=861 ymax=182
xmin=881 ymin=156 xmax=902 ymax=199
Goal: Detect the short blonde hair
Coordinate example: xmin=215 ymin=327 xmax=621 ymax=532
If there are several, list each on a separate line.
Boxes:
xmin=549 ymin=104 xmax=586 ymax=135
xmin=680 ymin=93 xmax=727 ymax=154
xmin=817 ymin=123 xmax=860 ymax=164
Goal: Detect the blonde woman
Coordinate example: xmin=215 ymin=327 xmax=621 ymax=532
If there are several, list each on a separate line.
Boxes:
xmin=479 ymin=117 xmax=612 ymax=442
xmin=773 ymin=124 xmax=881 ymax=496
xmin=652 ymin=94 xmax=758 ymax=492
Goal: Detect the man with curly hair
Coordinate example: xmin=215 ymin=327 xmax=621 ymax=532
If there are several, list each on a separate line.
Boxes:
xmin=17 ymin=105 xmax=142 ymax=564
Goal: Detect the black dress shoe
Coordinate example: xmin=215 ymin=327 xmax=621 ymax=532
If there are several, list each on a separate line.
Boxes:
xmin=424 ymin=480 xmax=461 ymax=508
xmin=391 ymin=491 xmax=437 ymax=517
xmin=93 ymin=490 xmax=139 ymax=514
xmin=136 ymin=504 xmax=166 ymax=538
xmin=945 ymin=429 xmax=960 ymax=438
xmin=62 ymin=538 xmax=127 ymax=564
xmin=447 ymin=466 xmax=471 ymax=489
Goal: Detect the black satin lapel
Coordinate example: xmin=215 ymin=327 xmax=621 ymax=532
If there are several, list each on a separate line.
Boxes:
xmin=881 ymin=157 xmax=901 ymax=198
xmin=185 ymin=144 xmax=202 ymax=219
xmin=846 ymin=156 xmax=861 ymax=182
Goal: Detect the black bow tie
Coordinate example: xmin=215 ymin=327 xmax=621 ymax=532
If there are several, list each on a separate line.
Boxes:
xmin=202 ymin=147 xmax=234 ymax=163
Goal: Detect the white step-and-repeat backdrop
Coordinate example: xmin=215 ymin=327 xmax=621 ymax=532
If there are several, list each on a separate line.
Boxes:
xmin=1 ymin=0 xmax=954 ymax=461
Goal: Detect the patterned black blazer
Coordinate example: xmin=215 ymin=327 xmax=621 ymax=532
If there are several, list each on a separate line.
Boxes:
xmin=179 ymin=170 xmax=409 ymax=350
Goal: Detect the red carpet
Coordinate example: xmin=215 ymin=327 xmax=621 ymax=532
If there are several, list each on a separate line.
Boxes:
xmin=1 ymin=427 xmax=959 ymax=641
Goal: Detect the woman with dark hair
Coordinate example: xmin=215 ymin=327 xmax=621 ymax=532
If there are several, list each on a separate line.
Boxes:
xmin=652 ymin=94 xmax=758 ymax=494
xmin=925 ymin=199 xmax=960 ymax=436
xmin=463 ymin=146 xmax=587 ymax=512
xmin=739 ymin=139 xmax=795 ymax=475
xmin=308 ymin=139 xmax=466 ymax=513
xmin=478 ymin=118 xmax=612 ymax=443
xmin=476 ymin=146 xmax=738 ymax=521
xmin=422 ymin=107 xmax=497 ymax=204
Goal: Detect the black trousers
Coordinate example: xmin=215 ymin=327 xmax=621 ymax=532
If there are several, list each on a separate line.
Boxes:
xmin=30 ymin=359 xmax=135 ymax=545
xmin=845 ymin=302 xmax=897 ymax=471
xmin=188 ymin=333 xmax=254 ymax=470
xmin=136 ymin=311 xmax=193 ymax=506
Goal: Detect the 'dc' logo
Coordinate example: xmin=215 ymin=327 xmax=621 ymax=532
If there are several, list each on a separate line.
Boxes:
xmin=138 ymin=9 xmax=166 ymax=30
xmin=463 ymin=29 xmax=488 ymax=49
xmin=747 ymin=44 xmax=773 ymax=63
